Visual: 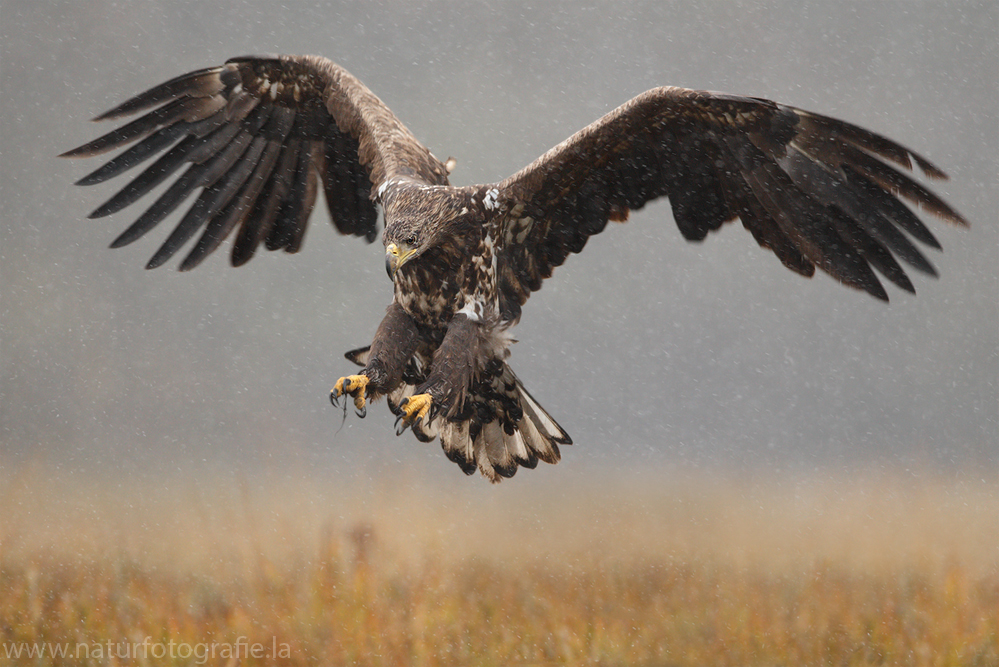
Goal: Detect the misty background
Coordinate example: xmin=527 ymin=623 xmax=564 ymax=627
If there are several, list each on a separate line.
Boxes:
xmin=2 ymin=0 xmax=996 ymax=486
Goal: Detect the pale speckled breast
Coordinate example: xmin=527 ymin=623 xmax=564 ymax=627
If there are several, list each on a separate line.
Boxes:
xmin=394 ymin=267 xmax=460 ymax=327
xmin=393 ymin=233 xmax=497 ymax=329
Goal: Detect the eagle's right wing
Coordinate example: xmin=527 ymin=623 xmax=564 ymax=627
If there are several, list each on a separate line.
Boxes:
xmin=61 ymin=55 xmax=451 ymax=270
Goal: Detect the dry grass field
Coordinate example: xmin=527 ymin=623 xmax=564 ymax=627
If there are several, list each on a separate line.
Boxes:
xmin=2 ymin=462 xmax=996 ymax=666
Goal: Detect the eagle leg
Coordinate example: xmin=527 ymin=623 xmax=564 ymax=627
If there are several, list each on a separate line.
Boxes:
xmin=330 ymin=374 xmax=370 ymax=417
xmin=395 ymin=393 xmax=433 ymax=434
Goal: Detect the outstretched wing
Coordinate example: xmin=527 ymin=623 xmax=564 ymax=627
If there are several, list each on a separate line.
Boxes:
xmin=494 ymin=87 xmax=966 ymax=305
xmin=61 ymin=55 xmax=451 ymax=270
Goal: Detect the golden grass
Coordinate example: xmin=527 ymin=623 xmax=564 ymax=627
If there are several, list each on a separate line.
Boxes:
xmin=1 ymin=462 xmax=997 ymax=665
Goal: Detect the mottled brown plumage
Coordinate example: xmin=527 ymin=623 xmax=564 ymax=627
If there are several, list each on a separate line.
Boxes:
xmin=62 ymin=55 xmax=966 ymax=481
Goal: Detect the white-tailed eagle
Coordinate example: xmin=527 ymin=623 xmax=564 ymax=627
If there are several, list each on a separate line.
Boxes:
xmin=62 ymin=55 xmax=966 ymax=481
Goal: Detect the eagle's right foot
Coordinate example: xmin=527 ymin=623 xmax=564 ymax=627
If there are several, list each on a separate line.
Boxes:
xmin=330 ymin=375 xmax=370 ymax=417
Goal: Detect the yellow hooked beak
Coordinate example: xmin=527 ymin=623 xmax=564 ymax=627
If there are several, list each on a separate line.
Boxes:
xmin=385 ymin=242 xmax=417 ymax=279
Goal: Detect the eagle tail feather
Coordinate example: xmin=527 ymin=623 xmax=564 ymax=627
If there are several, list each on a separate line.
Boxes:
xmin=440 ymin=362 xmax=570 ymax=483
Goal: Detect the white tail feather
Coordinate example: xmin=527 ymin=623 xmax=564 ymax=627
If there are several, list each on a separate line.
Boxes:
xmin=445 ymin=365 xmax=569 ymax=481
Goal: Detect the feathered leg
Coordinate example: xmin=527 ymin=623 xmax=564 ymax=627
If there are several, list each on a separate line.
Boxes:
xmin=331 ymin=302 xmax=420 ymax=413
xmin=395 ymin=311 xmax=481 ymax=429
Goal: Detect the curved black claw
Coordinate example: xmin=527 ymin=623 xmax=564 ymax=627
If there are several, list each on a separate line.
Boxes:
xmin=355 ymin=404 xmax=367 ymax=419
xmin=394 ymin=413 xmax=410 ymax=436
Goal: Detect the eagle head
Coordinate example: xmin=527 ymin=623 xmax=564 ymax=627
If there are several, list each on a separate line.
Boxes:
xmin=383 ymin=212 xmax=435 ymax=279
xmin=381 ymin=182 xmax=476 ymax=280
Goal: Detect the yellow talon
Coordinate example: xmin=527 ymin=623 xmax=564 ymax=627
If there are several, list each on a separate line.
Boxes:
xmin=331 ymin=374 xmax=370 ymax=412
xmin=400 ymin=393 xmax=433 ymax=425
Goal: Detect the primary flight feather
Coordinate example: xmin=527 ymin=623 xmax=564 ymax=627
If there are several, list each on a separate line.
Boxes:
xmin=62 ymin=55 xmax=966 ymax=482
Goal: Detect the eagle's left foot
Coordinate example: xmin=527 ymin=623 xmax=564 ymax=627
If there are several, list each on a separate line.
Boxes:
xmin=395 ymin=393 xmax=433 ymax=435
xmin=330 ymin=374 xmax=370 ymax=417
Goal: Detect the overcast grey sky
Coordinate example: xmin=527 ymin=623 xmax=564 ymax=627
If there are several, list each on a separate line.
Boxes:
xmin=1 ymin=0 xmax=996 ymax=482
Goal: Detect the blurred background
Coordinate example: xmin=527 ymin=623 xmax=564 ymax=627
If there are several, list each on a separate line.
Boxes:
xmin=2 ymin=0 xmax=996 ymax=486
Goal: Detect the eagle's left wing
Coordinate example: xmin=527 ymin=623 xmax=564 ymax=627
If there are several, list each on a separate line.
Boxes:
xmin=493 ymin=87 xmax=966 ymax=307
xmin=61 ymin=55 xmax=450 ymax=270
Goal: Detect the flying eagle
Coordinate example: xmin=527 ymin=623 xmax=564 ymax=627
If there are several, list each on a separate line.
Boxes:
xmin=62 ymin=55 xmax=966 ymax=482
